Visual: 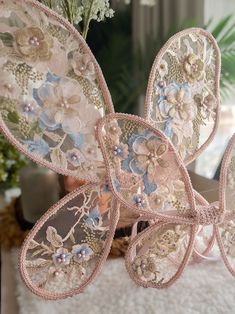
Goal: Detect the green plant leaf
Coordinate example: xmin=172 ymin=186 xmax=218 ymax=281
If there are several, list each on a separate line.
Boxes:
xmin=211 ymin=15 xmax=233 ymax=39
xmin=0 ymin=32 xmax=14 ymax=47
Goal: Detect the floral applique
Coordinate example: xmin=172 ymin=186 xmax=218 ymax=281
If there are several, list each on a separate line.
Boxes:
xmin=131 ymin=224 xmax=190 ymax=284
xmin=14 ymin=26 xmax=53 ymax=62
xmin=149 ymin=32 xmax=218 ymax=160
xmin=221 ymin=221 xmax=235 ymax=259
xmin=25 ymin=188 xmax=112 ymax=293
xmin=71 ymin=52 xmax=96 ymax=81
xmin=0 ymin=2 xmax=108 ymax=182
xmin=183 ymin=53 xmax=204 ymax=83
xmin=101 ymin=118 xmax=188 ymax=214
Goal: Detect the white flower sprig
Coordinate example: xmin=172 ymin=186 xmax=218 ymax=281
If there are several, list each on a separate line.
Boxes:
xmin=81 ymin=0 xmax=114 ymax=38
xmin=39 ymin=0 xmax=114 ymax=39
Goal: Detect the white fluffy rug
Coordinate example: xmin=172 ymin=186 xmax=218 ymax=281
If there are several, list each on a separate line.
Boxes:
xmin=10 ymin=252 xmax=235 ymax=314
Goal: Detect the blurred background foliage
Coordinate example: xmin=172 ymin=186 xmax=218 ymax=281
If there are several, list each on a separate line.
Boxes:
xmin=87 ymin=11 xmax=235 ymax=113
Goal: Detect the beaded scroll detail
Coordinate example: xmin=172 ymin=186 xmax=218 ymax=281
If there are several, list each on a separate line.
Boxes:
xmin=146 ymin=29 xmax=220 ymax=162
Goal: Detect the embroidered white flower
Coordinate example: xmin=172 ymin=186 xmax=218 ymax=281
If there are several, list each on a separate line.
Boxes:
xmin=71 ymin=52 xmax=96 ymax=81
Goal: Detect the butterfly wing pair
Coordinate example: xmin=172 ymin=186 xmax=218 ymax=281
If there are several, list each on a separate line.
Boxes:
xmin=0 ymin=0 xmax=234 ymax=300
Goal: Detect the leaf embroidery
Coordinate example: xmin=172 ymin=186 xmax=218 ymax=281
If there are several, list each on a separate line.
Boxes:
xmin=46 ymin=226 xmax=63 ymax=248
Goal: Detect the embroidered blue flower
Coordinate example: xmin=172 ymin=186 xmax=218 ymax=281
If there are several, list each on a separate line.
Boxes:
xmin=121 ymin=129 xmax=151 ymax=173
xmin=143 ymin=173 xmax=157 ymax=195
xmin=133 ymin=194 xmax=146 ymax=208
xmin=112 ymin=143 xmax=128 ymax=159
xmin=52 ymin=248 xmax=72 ymax=266
xmin=85 ymin=207 xmax=101 ymax=226
xmin=112 ymin=179 xmax=121 ymax=193
xmin=24 ymin=137 xmax=50 ymax=157
xmin=157 ymin=82 xmax=195 ymax=122
xmin=72 ymin=243 xmax=93 ymax=263
xmin=69 ymin=133 xmax=85 ymax=148
xmin=102 ymin=183 xmax=110 ymax=193
xmin=46 ymin=72 xmax=61 ymax=83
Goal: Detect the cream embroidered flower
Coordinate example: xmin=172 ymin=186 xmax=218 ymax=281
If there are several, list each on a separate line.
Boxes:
xmin=183 ymin=53 xmax=204 ymax=83
xmin=14 ymin=26 xmax=53 ymax=62
xmin=201 ymin=94 xmax=217 ymax=119
xmin=153 ymin=226 xmax=182 ymax=257
xmin=132 ymin=255 xmax=160 ymax=281
xmin=66 ymin=149 xmax=85 ymax=167
xmin=164 ymin=83 xmax=195 ymax=121
xmin=71 ymin=52 xmax=96 ymax=81
xmin=81 ymin=138 xmax=103 ymax=161
xmin=0 ymin=71 xmax=21 ymax=99
xmin=157 ymin=59 xmax=168 ymax=78
xmin=18 ymin=98 xmax=41 ymax=122
xmin=131 ymin=135 xmax=169 ymax=175
xmin=38 ymin=78 xmax=101 ymax=134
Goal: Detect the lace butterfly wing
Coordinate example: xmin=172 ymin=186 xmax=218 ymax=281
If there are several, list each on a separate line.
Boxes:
xmin=0 ymin=0 xmax=113 ymax=182
xmin=97 ymin=113 xmax=197 ymax=219
xmin=20 ymin=183 xmax=120 ymax=299
xmin=125 ymin=222 xmax=196 ymax=288
xmin=216 ymin=133 xmax=235 ymax=276
xmin=144 ymin=28 xmax=221 ymax=164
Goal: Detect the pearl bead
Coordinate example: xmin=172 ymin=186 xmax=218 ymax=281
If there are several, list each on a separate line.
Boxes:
xmin=23 ymin=103 xmax=34 ymax=113
xmin=110 ymin=126 xmax=117 ymax=132
xmin=71 ymin=154 xmax=78 ymax=161
xmin=156 ymin=198 xmax=161 ymax=205
xmin=29 ymin=36 xmax=40 ymax=47
xmin=54 ymin=271 xmax=59 ymax=276
xmin=158 ymin=81 xmax=165 ymax=88
xmin=6 ymin=83 xmax=12 ymax=90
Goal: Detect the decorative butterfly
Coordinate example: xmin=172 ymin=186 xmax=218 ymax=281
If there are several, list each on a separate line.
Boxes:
xmin=0 ymin=0 xmax=234 ymax=301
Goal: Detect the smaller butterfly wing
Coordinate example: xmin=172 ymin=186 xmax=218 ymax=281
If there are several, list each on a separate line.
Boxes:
xmin=144 ymin=28 xmax=220 ymax=165
xmin=125 ymin=221 xmax=196 ymax=288
xmin=20 ymin=183 xmax=119 ymax=299
xmin=97 ymin=113 xmax=197 ymax=219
